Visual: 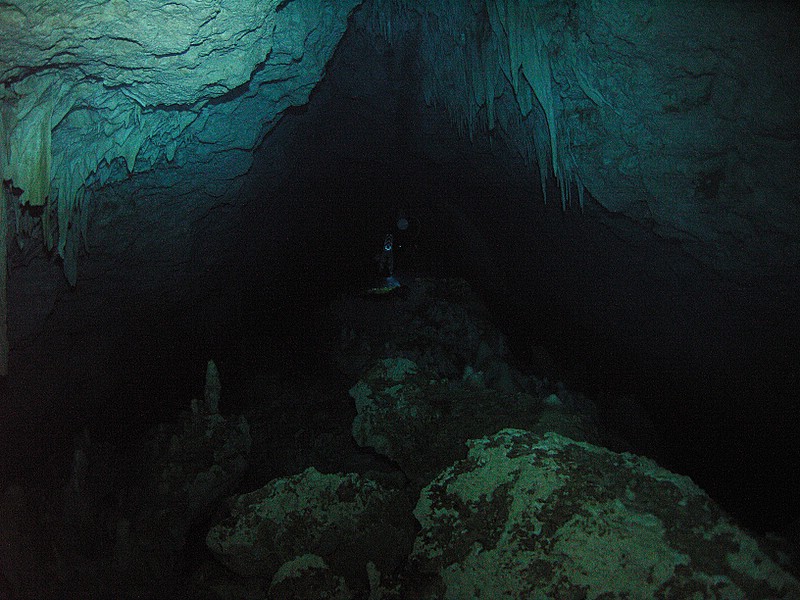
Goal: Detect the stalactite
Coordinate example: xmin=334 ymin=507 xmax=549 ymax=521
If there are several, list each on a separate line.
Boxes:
xmin=370 ymin=0 xmax=588 ymax=209
xmin=0 ymin=181 xmax=7 ymax=377
xmin=0 ymin=99 xmax=9 ymax=376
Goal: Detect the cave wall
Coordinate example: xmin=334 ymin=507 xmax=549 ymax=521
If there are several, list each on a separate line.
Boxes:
xmin=0 ymin=0 xmax=364 ymax=476
xmin=0 ymin=0 xmax=363 ymax=377
xmin=365 ymin=0 xmax=800 ymax=272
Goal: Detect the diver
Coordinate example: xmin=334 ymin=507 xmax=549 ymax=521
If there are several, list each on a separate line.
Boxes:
xmin=366 ymin=232 xmax=401 ymax=295
xmin=378 ymin=233 xmax=395 ymax=277
xmin=366 ymin=210 xmax=420 ymax=295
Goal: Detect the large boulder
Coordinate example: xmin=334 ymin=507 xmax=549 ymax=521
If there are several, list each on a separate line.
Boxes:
xmin=333 ymin=277 xmax=516 ymax=383
xmin=206 ymin=467 xmax=414 ymax=594
xmin=407 ymin=429 xmax=800 ymax=599
xmin=350 ymin=357 xmax=602 ymax=484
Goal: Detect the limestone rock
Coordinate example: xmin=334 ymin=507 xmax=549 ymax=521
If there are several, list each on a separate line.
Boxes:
xmin=206 ymin=467 xmax=413 ymax=590
xmin=333 ymin=277 xmax=512 ymax=383
xmin=350 ymin=357 xmax=600 ymax=484
xmin=0 ymin=0 xmax=363 ymax=283
xmin=407 ymin=429 xmax=800 ymax=599
xmin=0 ymin=399 xmax=251 ymax=599
xmin=151 ymin=404 xmax=250 ymax=514
xmin=268 ymin=554 xmax=351 ymax=600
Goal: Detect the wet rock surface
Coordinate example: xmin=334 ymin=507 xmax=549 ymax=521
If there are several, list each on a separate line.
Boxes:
xmin=2 ymin=276 xmax=798 ymax=599
xmin=349 ymin=355 xmax=601 ymax=485
xmin=407 ymin=428 xmax=800 ymax=599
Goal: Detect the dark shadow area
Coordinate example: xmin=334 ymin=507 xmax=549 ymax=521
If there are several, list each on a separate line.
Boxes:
xmin=235 ymin=116 xmax=800 ymax=532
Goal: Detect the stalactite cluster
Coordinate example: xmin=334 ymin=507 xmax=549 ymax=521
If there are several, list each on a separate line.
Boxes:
xmin=369 ymin=0 xmax=588 ymax=210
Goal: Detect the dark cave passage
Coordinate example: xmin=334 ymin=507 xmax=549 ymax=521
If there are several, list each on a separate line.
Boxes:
xmin=235 ymin=121 xmax=800 ymax=533
xmin=234 ymin=43 xmax=800 ymax=529
xmin=7 ymin=122 xmax=796 ymax=536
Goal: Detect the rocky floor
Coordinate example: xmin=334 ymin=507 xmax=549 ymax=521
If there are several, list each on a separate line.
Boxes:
xmin=1 ymin=276 xmax=798 ymax=599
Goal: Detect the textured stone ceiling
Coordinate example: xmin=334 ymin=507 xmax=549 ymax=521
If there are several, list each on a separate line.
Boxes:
xmin=365 ymin=0 xmax=800 ymax=271
xmin=0 ymin=0 xmax=364 ymax=374
xmin=1 ymin=0 xmax=798 ymax=380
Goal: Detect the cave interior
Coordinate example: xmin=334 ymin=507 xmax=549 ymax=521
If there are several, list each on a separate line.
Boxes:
xmin=1 ymin=0 xmax=799 ymax=594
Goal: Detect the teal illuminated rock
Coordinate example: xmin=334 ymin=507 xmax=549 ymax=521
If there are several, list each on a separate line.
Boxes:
xmin=407 ymin=429 xmax=800 ymax=599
